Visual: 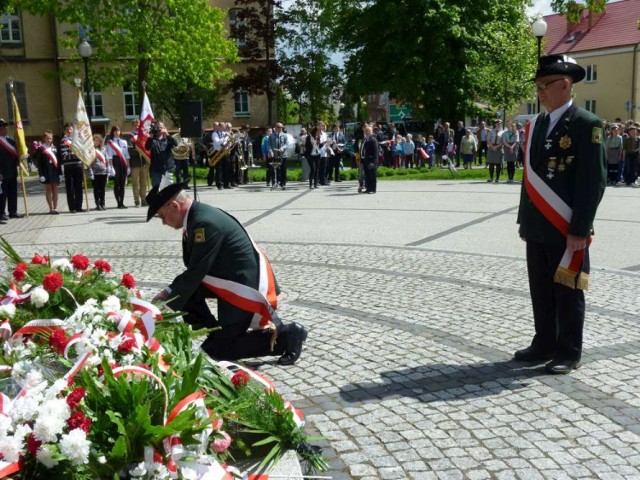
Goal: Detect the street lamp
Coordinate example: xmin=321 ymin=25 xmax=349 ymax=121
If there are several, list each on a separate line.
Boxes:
xmin=339 ymin=102 xmax=345 ymax=128
xmin=532 ymin=17 xmax=548 ymax=114
xmin=78 ymin=39 xmax=93 ymax=124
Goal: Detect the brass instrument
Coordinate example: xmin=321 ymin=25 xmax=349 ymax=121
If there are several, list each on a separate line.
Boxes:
xmin=207 ymin=131 xmax=238 ymax=167
xmin=171 ymin=133 xmax=191 ymax=160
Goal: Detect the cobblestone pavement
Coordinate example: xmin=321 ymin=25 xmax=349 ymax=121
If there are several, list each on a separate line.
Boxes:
xmin=2 ymin=177 xmax=640 ymax=479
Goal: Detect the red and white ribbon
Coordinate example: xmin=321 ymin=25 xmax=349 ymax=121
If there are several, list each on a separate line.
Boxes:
xmin=0 ymin=137 xmax=17 ymax=159
xmin=107 ymin=139 xmax=129 ymax=170
xmin=42 ymin=146 xmax=58 ymax=168
xmin=95 ymin=149 xmax=107 ymax=167
xmin=1 ymin=282 xmax=31 ymax=305
xmin=14 ymin=318 xmax=65 ymax=336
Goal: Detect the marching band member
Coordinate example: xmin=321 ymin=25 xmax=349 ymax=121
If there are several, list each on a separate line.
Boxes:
xmin=106 ymin=125 xmax=131 ymax=209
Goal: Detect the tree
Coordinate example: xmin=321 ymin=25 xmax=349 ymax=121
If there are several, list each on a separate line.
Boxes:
xmin=15 ymin=0 xmax=238 ymax=125
xmin=322 ymin=0 xmax=537 ymax=121
xmin=276 ymin=0 xmax=342 ymax=125
xmin=231 ymin=0 xmax=281 ymax=125
xmin=550 ymin=0 xmax=606 ymax=23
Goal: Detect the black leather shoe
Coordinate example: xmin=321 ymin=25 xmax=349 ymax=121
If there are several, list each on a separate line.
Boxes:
xmin=0 ymin=214 xmax=8 ymax=221
xmin=9 ymin=213 xmax=23 ymax=219
xmin=545 ymin=359 xmax=581 ymax=375
xmin=513 ymin=346 xmax=554 ymax=362
xmin=277 ymin=323 xmax=308 ymax=366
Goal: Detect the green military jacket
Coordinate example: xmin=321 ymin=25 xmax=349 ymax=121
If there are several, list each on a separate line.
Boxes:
xmin=167 ymin=202 xmax=277 ymax=323
xmin=517 ymin=104 xmax=606 ymax=244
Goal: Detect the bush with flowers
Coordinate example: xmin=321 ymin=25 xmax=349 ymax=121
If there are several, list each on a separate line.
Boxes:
xmin=0 ymin=238 xmax=326 ymax=479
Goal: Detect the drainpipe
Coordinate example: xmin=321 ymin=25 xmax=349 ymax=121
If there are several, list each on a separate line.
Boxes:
xmin=632 ymin=42 xmax=640 ymax=122
xmin=51 ymin=14 xmax=64 ymax=132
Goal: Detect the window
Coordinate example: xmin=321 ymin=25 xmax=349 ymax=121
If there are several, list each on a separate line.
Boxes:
xmin=0 ymin=13 xmax=22 ymax=44
xmin=586 ymin=64 xmax=597 ymax=82
xmin=4 ymin=82 xmax=28 ymax=122
xmin=123 ymin=83 xmax=139 ymax=118
xmin=585 ymin=100 xmax=596 ymax=114
xmin=526 ymin=102 xmax=537 ymax=115
xmin=234 ymin=90 xmax=250 ymax=116
xmin=228 ymin=9 xmax=246 ymax=48
xmin=85 ymin=91 xmax=104 ymax=118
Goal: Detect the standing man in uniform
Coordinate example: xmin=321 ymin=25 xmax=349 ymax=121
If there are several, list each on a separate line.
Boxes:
xmin=59 ymin=122 xmax=85 ymax=213
xmin=268 ymin=123 xmax=288 ymax=190
xmin=0 ymin=119 xmax=22 ymax=222
xmin=515 ymin=54 xmax=606 ymax=375
xmin=362 ymin=125 xmax=379 ymax=194
xmin=147 ymin=180 xmax=307 ymax=364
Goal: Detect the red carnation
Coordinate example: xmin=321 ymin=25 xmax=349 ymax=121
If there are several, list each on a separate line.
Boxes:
xmin=31 ymin=254 xmax=45 ymax=265
xmin=13 ymin=268 xmax=26 ymax=282
xmin=49 ymin=329 xmax=67 ymax=355
xmin=42 ymin=272 xmax=63 ymax=293
xmin=231 ymin=371 xmax=251 ymax=388
xmin=67 ymin=410 xmax=92 ymax=433
xmin=118 ymin=333 xmax=137 ymax=353
xmin=66 ymin=387 xmax=87 ymax=409
xmin=121 ymin=273 xmax=136 ymax=289
xmin=70 ymin=254 xmax=90 ymax=271
xmin=15 ymin=262 xmax=28 ymax=273
xmin=27 ymin=434 xmax=42 ymax=456
xmin=94 ymin=259 xmax=112 ymax=273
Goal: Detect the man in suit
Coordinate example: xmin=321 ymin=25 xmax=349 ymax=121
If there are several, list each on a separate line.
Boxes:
xmin=0 ymin=119 xmax=22 ymax=222
xmin=328 ymin=124 xmax=346 ymax=183
xmin=515 ymin=54 xmax=606 ymax=375
xmin=148 ymin=179 xmax=307 ymax=365
xmin=362 ymin=125 xmax=379 ymax=194
xmin=268 ymin=122 xmax=288 ymax=190
xmin=59 ymin=122 xmax=85 ymax=213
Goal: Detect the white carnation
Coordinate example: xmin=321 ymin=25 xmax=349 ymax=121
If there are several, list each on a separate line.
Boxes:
xmin=30 ymin=287 xmax=49 ymax=308
xmin=45 ymin=379 xmax=69 ymax=400
xmin=129 ymin=462 xmax=148 ymax=477
xmin=25 ymin=369 xmax=44 ymax=389
xmin=33 ymin=414 xmax=66 ymax=443
xmin=36 ymin=445 xmax=60 ymax=468
xmin=0 ymin=434 xmax=24 ymax=463
xmin=0 ymin=303 xmax=16 ymax=318
xmin=101 ymin=295 xmax=121 ymax=311
xmin=51 ymin=258 xmax=73 ymax=272
xmin=59 ymin=428 xmax=90 ymax=466
xmin=0 ymin=415 xmax=12 ymax=436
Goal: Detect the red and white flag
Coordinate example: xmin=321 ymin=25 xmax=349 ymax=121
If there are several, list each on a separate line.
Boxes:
xmin=136 ymin=91 xmax=154 ymax=163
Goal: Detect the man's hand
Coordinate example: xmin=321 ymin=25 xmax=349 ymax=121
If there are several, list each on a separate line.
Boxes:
xmin=567 ymin=234 xmax=587 ymax=252
xmin=152 ymin=288 xmax=170 ymax=303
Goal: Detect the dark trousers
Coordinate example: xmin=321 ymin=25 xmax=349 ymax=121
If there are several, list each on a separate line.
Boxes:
xmin=278 ymin=158 xmax=287 ymax=187
xmin=64 ymin=164 xmax=84 ymax=211
xmin=93 ymin=174 xmax=107 ymax=208
xmin=488 ymin=163 xmax=502 ymax=180
xmin=0 ymin=176 xmax=17 ymax=215
xmin=318 ymin=157 xmax=328 ymax=184
xmin=223 ymin=155 xmax=233 ymax=187
xmin=364 ymin=163 xmax=377 ymax=192
xmin=182 ymin=286 xmax=287 ymax=360
xmin=526 ymin=241 xmax=586 ymax=361
xmin=624 ymin=153 xmax=639 ymax=185
xmin=478 ymin=141 xmax=487 ymax=164
xmin=308 ymin=155 xmax=319 ymax=187
xmin=175 ymin=159 xmax=190 ymax=184
xmin=329 ymin=153 xmax=342 ymax=181
xmin=266 ymin=162 xmax=276 ymax=185
xmin=455 ymin=143 xmax=462 ymax=167
xmin=113 ymin=160 xmax=127 ymax=206
xmin=506 ymin=161 xmax=516 ymax=180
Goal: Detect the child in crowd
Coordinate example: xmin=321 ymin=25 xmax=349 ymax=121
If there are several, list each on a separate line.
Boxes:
xmin=89 ymin=133 xmax=112 ymax=211
xmin=391 ymin=135 xmax=404 ymax=168
xmin=403 ymin=133 xmax=415 ymax=168
xmin=425 ymin=135 xmax=436 ymax=169
xmin=445 ymin=138 xmax=456 ymax=167
xmin=414 ymin=135 xmax=426 ymax=168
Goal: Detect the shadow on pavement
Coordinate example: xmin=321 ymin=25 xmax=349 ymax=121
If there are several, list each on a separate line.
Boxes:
xmin=339 ymin=360 xmax=548 ymax=404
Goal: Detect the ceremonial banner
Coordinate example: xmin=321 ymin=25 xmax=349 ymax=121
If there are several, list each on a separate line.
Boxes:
xmin=71 ymin=90 xmax=96 ymax=167
xmin=10 ymin=90 xmax=28 ymax=175
xmin=136 ymin=91 xmax=154 ymax=163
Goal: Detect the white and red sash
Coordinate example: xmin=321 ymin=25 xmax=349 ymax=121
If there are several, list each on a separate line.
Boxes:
xmin=200 ymin=239 xmax=277 ymax=331
xmin=95 ymin=149 xmax=107 ymax=167
xmin=0 ymin=137 xmax=17 ymax=159
xmin=42 ymin=146 xmax=58 ymax=168
xmin=108 ymin=139 xmax=129 ymax=170
xmin=523 ymin=116 xmax=590 ymax=290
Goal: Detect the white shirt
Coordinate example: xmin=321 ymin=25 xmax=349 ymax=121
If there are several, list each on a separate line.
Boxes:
xmin=545 ymin=99 xmax=573 ymax=137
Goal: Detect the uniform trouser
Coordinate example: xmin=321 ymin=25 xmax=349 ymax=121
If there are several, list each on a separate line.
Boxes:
xmin=318 ymin=157 xmax=328 ymax=183
xmin=506 ymin=161 xmax=516 ymax=180
xmin=478 ymin=141 xmax=487 ymax=164
xmin=526 ymin=241 xmax=587 ymax=361
xmin=364 ymin=163 xmax=377 ymax=192
xmin=329 ymin=153 xmax=342 ymax=181
xmin=175 ymin=159 xmax=190 ymax=184
xmin=113 ymin=160 xmax=127 ymax=206
xmin=278 ymin=158 xmax=287 ymax=187
xmin=130 ymin=164 xmax=149 ymax=205
xmin=266 ymin=163 xmax=276 ymax=185
xmin=182 ymin=285 xmax=287 ymax=360
xmin=93 ymin=174 xmax=107 ymax=208
xmin=64 ymin=164 xmax=84 ymax=211
xmin=223 ymin=155 xmax=233 ymax=186
xmin=0 ymin=176 xmax=17 ymax=215
xmin=624 ymin=153 xmax=639 ymax=185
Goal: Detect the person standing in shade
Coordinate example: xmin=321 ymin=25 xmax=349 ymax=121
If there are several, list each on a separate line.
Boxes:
xmin=502 ymin=121 xmax=519 ymax=183
xmin=328 ymin=124 xmax=346 ymax=182
xmin=59 ymin=122 xmax=84 ymax=213
xmin=88 ymin=134 xmax=111 ymax=211
xmin=515 ymin=54 xmax=606 ymax=375
xmin=361 ymin=125 xmax=379 ymax=194
xmin=486 ymin=119 xmax=504 ymax=182
xmin=145 ymin=121 xmax=177 ymax=188
xmin=106 ymin=125 xmax=130 ymax=209
xmin=0 ymin=119 xmax=22 ymax=221
xmin=128 ymin=119 xmax=148 ymax=207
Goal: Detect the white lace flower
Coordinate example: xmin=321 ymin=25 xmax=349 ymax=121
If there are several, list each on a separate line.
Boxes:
xmin=97 ymin=455 xmax=107 ymax=464
xmin=102 ymin=295 xmax=121 ymax=311
xmin=36 ymin=445 xmax=59 ymax=468
xmin=30 ymin=287 xmax=49 ymax=308
xmin=51 ymin=258 xmax=73 ymax=272
xmin=59 ymin=428 xmax=90 ymax=466
xmin=0 ymin=303 xmax=16 ymax=318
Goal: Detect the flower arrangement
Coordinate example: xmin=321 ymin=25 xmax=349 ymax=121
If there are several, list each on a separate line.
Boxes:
xmin=0 ymin=238 xmax=326 ymax=479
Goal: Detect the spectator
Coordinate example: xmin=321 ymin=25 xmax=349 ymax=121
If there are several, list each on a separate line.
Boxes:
xmin=128 ymin=119 xmax=149 ymax=208
xmin=605 ymin=124 xmax=623 ymax=185
xmin=622 ymin=124 xmax=639 ymax=187
xmin=106 ymin=125 xmax=131 ymax=209
xmin=476 ymin=121 xmax=488 ymax=165
xmin=145 ymin=121 xmax=177 ymax=188
xmin=460 ymin=129 xmax=477 ymax=170
xmin=425 ymin=135 xmax=436 ymax=169
xmin=502 ymin=122 xmax=519 ymax=183
xmin=403 ymin=133 xmax=415 ymax=168
xmin=261 ymin=127 xmax=273 ymax=187
xmin=486 ymin=119 xmax=504 ymax=182
xmin=59 ymin=122 xmax=85 ymax=213
xmin=454 ymin=120 xmax=465 ymax=167
xmin=305 ymin=126 xmax=321 ymax=189
xmin=392 ymin=135 xmax=404 ymax=168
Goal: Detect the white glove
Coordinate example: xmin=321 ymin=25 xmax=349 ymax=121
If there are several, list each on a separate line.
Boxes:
xmin=127 ymin=168 xmax=131 ymax=176
xmin=59 ymin=176 xmax=63 ymax=183
xmin=39 ymin=176 xmax=46 ymax=183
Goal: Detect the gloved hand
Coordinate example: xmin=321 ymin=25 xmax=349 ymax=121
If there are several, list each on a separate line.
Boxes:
xmin=59 ymin=176 xmax=63 ymax=183
xmin=127 ymin=168 xmax=131 ymax=176
xmin=39 ymin=176 xmax=46 ymax=183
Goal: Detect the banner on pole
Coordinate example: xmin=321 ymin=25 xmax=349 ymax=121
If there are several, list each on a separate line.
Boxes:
xmin=10 ymin=90 xmax=29 ymax=176
xmin=71 ymin=91 xmax=96 ymax=167
xmin=135 ymin=92 xmax=154 ymax=163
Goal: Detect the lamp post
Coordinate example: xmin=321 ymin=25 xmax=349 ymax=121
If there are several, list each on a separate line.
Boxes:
xmin=532 ymin=17 xmax=548 ymax=114
xmin=339 ymin=102 xmax=345 ymax=129
xmin=78 ymin=39 xmax=93 ymax=124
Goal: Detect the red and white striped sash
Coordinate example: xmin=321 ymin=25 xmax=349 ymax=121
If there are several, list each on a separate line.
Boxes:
xmin=523 ymin=116 xmax=590 ymax=290
xmin=0 ymin=137 xmax=17 ymax=158
xmin=42 ymin=146 xmax=58 ymax=168
xmin=108 ymin=139 xmax=129 ymax=169
xmin=95 ymin=149 xmax=107 ymax=167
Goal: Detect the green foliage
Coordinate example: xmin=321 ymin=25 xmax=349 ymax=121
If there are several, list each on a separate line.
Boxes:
xmin=14 ymin=0 xmax=238 ymax=121
xmin=551 ymin=0 xmax=606 ymax=23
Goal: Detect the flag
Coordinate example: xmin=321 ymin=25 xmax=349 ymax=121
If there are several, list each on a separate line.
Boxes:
xmin=135 ymin=91 xmax=154 ymax=163
xmin=71 ymin=90 xmax=96 ymax=167
xmin=10 ymin=90 xmax=29 ymax=175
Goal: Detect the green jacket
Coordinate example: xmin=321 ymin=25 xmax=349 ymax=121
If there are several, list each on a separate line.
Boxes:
xmin=517 ymin=104 xmax=606 ymax=244
xmin=167 ymin=202 xmax=279 ymax=324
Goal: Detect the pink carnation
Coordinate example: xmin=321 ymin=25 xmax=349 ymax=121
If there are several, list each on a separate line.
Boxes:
xmin=211 ymin=431 xmax=231 ymax=453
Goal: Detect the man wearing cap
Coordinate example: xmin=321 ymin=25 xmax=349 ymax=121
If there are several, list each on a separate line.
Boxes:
xmin=0 ymin=119 xmax=22 ymax=221
xmin=515 ymin=54 xmax=606 ymax=374
xmin=147 ymin=180 xmax=307 ymax=365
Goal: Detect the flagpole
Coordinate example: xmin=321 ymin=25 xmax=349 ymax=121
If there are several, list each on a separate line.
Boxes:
xmin=9 ymin=81 xmax=29 ymax=218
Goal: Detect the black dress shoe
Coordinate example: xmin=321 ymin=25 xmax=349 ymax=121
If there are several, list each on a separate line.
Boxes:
xmin=9 ymin=213 xmax=23 ymax=219
xmin=513 ymin=346 xmax=554 ymax=362
xmin=545 ymin=358 xmax=581 ymax=375
xmin=0 ymin=220 xmax=6 ymax=225
xmin=0 ymin=214 xmax=8 ymax=221
xmin=277 ymin=323 xmax=308 ymax=366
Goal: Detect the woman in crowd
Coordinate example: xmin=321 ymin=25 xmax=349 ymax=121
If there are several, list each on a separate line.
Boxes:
xmin=89 ymin=134 xmax=112 ymax=211
xmin=460 ymin=129 xmax=477 ymax=169
xmin=486 ymin=119 xmax=504 ymax=182
xmin=35 ymin=130 xmax=62 ymax=214
xmin=502 ymin=121 xmax=519 ymax=183
xmin=105 ymin=125 xmax=130 ymax=209
xmin=305 ymin=126 xmax=321 ymax=189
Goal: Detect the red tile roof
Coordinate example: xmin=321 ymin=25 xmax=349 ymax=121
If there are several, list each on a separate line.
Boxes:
xmin=544 ymin=0 xmax=640 ymax=55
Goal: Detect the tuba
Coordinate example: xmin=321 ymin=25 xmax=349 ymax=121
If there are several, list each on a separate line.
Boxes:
xmin=172 ymin=133 xmax=191 ymax=160
xmin=207 ymin=133 xmax=234 ymax=167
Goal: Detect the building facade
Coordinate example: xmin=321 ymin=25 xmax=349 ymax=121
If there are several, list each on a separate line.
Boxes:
xmin=516 ymin=0 xmax=640 ymax=123
xmin=0 ymin=2 xmax=270 ymax=144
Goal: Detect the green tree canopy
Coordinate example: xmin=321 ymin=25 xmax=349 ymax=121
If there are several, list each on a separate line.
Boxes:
xmin=14 ymin=0 xmax=238 ymax=124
